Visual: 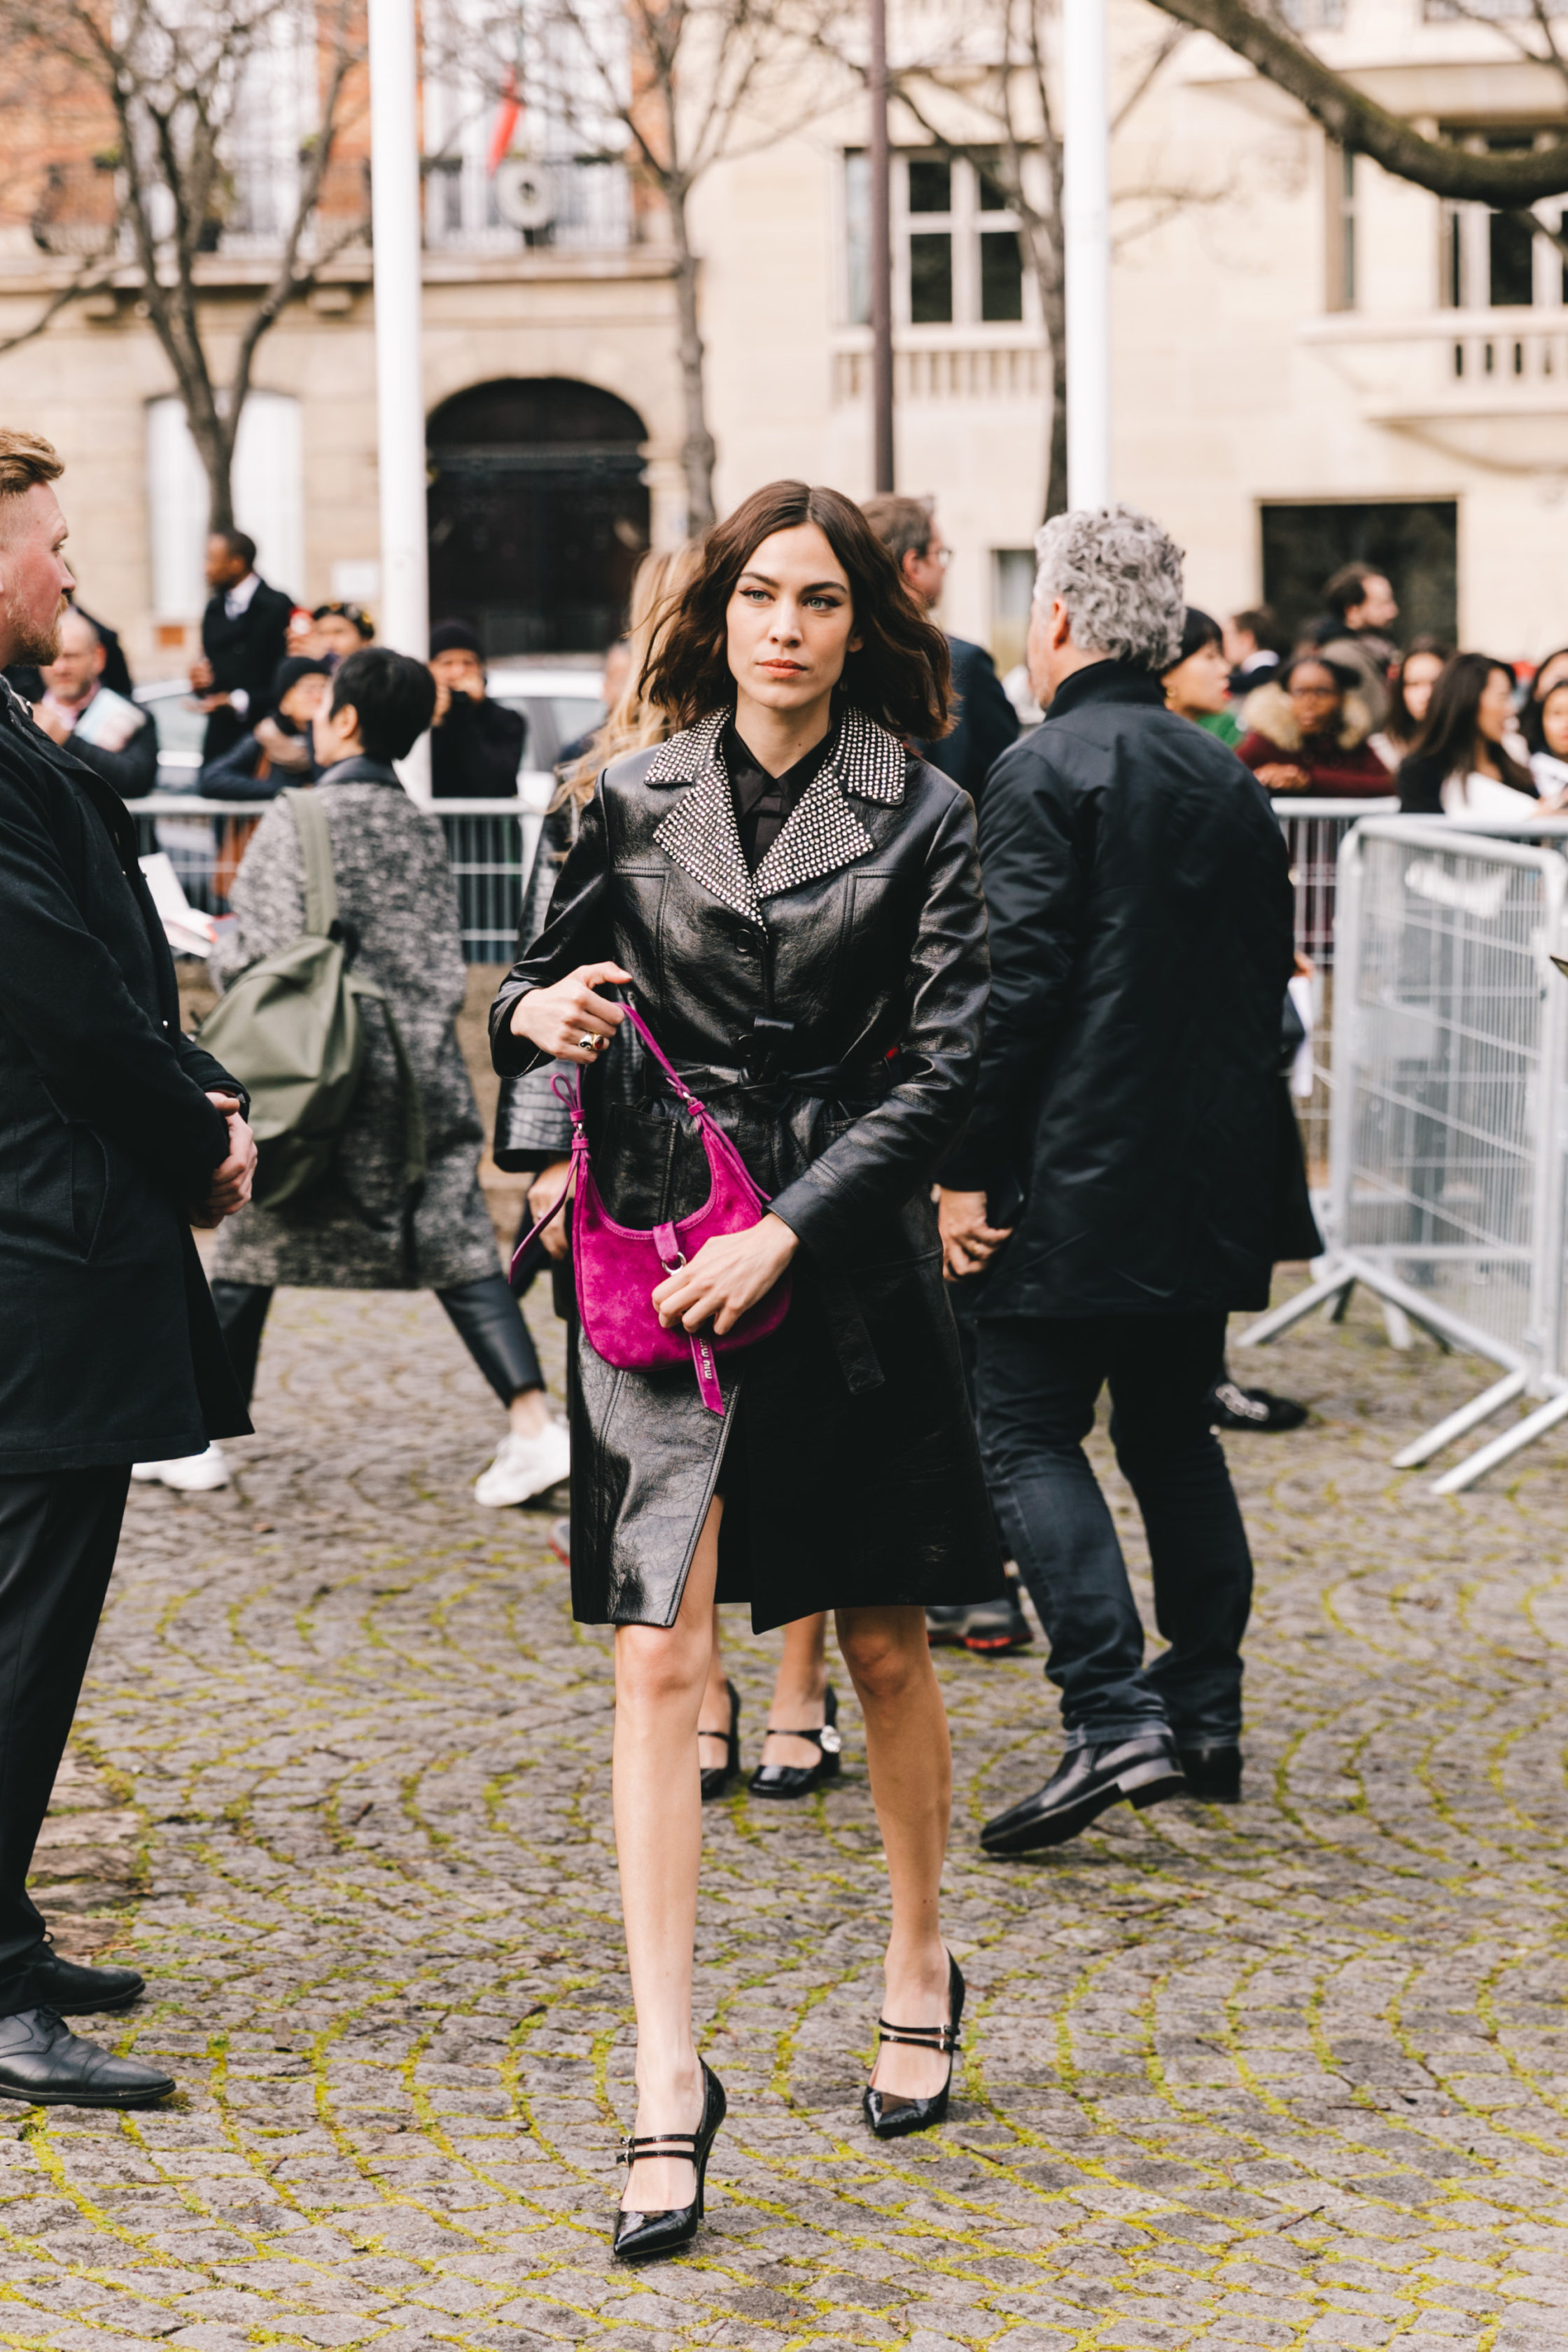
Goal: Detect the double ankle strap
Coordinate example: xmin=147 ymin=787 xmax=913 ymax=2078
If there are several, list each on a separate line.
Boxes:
xmin=876 ymin=2014 xmax=960 ymax=2054
xmin=620 ymin=2131 xmax=699 ymax=2164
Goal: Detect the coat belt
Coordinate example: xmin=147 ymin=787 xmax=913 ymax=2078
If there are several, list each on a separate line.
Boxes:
xmin=639 ymin=1055 xmax=895 ymax=1395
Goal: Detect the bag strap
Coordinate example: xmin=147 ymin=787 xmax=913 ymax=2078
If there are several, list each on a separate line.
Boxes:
xmin=284 ymin=788 xmax=338 ymax=938
xmin=620 ymin=1002 xmax=697 ymax=1107
xmin=347 ymin=977 xmax=428 ymax=1194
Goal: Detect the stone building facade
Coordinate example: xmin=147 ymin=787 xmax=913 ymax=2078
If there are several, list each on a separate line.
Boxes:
xmin=0 ymin=0 xmax=1564 ymax=682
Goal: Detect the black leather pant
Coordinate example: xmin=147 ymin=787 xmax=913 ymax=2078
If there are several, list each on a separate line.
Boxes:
xmin=0 ymin=1466 xmax=130 ymax=2012
xmin=210 ymin=1275 xmax=542 ymax=1408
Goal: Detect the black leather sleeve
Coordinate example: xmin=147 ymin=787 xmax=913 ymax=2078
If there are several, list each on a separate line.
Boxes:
xmin=939 ymin=738 xmax=1080 ymax=1198
xmin=493 ymin=800 xmax=580 ymax=1168
xmin=767 ymin=784 xmax=989 ymax=1260
xmin=489 ymin=782 xmax=614 ymax=1076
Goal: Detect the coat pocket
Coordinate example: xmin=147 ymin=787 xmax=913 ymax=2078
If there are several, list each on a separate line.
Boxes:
xmin=68 ymin=1124 xmax=109 ymax=1260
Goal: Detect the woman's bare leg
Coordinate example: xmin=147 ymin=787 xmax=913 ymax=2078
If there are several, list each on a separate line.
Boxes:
xmin=697 ymin=1602 xmax=734 ymax=1777
xmin=836 ymin=1604 xmax=954 ymax=2101
xmin=758 ymin=1611 xmax=830 ymax=1770
xmin=613 ymin=1502 xmax=722 ymax=2212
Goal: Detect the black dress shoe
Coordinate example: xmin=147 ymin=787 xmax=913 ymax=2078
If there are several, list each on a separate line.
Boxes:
xmin=748 ymin=1686 xmax=841 ymax=1800
xmin=31 ymin=1948 xmax=144 ymax=2014
xmin=0 ymin=2008 xmax=174 ymax=2107
xmin=926 ymin=1576 xmax=1033 ymax=1655
xmin=612 ymin=2059 xmax=727 ymax=2262
xmin=981 ymin=1730 xmax=1186 ymax=1855
xmin=1209 ymin=1378 xmax=1308 ymax=1432
xmin=1178 ymin=1740 xmax=1242 ymax=1802
xmin=699 ymin=1680 xmax=741 ymax=1802
xmin=864 ymin=1951 xmax=965 ymax=2139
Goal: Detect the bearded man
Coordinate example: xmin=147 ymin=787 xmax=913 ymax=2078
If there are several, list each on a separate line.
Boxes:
xmin=0 ymin=428 xmax=256 ymax=2104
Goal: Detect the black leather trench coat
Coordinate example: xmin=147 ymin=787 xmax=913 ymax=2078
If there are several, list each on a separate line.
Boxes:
xmin=490 ymin=704 xmax=1000 ymax=1632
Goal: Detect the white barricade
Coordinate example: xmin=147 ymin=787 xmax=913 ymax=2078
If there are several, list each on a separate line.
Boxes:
xmin=1239 ymin=813 xmax=1568 ymax=1490
xmin=130 ymin=794 xmax=536 ymax=967
xmin=1270 ymin=797 xmax=1397 ymax=1184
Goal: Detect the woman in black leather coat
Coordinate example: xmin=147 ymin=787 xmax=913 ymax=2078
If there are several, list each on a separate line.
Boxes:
xmin=490 ymin=482 xmax=997 ymax=2255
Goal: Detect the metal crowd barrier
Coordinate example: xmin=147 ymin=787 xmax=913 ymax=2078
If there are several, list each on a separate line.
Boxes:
xmin=1271 ymin=797 xmax=1397 ymax=1184
xmin=1239 ymin=812 xmax=1568 ymax=1491
xmin=133 ymin=794 xmax=540 ymax=966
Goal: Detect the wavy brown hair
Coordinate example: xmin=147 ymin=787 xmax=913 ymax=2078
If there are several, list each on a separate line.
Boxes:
xmin=640 ymin=480 xmax=952 ymax=740
xmin=558 ymin=541 xmax=702 ymax=806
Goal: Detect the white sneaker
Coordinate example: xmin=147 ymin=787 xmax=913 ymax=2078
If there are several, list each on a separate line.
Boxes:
xmin=130 ymin=1443 xmax=231 ymax=1492
xmin=474 ymin=1420 xmax=570 ymax=1508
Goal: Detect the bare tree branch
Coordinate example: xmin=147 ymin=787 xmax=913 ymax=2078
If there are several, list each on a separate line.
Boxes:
xmin=1146 ymin=0 xmax=1568 ymax=204
xmin=0 ymin=0 xmax=368 ymax=529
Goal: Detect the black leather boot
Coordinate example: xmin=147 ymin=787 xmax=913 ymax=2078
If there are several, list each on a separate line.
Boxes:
xmin=0 ymin=2009 xmax=174 ymax=2107
xmin=31 ymin=1947 xmax=144 ymax=2014
xmin=981 ymin=1729 xmax=1186 ymax=1855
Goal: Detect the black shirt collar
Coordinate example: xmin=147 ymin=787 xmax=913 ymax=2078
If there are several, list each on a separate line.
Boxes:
xmin=1045 ymin=657 xmax=1166 ymax=722
xmin=722 ymin=717 xmax=838 ymax=869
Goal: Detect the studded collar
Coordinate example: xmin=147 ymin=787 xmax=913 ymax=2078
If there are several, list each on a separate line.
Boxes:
xmin=648 ymin=705 xmax=906 ymax=926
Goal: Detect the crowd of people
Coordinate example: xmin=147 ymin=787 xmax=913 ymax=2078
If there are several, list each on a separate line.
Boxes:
xmin=4 ymin=419 xmax=1567 ymax=2258
xmin=1167 ymin=561 xmax=1568 ymax=818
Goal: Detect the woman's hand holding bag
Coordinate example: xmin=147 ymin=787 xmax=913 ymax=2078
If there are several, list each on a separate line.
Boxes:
xmin=507 ymin=998 xmax=794 ymax=1414
xmin=653 ymin=1214 xmax=798 ymax=1336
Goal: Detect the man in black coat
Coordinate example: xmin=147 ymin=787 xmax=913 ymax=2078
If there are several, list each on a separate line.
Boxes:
xmin=191 ymin=528 xmax=295 ymax=763
xmin=428 ymin=621 xmax=526 ymax=796
xmin=862 ymin=495 xmax=1018 ymax=804
xmin=0 ymin=430 xmax=256 ymax=2103
xmin=939 ymin=504 xmax=1296 ymax=1851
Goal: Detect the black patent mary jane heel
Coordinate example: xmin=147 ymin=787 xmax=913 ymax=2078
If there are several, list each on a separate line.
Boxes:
xmin=699 ymin=1681 xmax=741 ymax=1802
xmin=748 ymin=1684 xmax=842 ymax=1800
xmin=612 ymin=2061 xmax=727 ymax=2262
xmin=863 ymin=1953 xmax=965 ymax=2141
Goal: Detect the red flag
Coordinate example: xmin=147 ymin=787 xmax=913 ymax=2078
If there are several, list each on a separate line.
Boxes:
xmin=486 ymin=69 xmax=522 ymax=174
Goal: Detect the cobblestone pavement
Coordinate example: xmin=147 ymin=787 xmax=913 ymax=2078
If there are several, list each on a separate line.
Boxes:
xmin=10 ymin=1268 xmax=1568 ymax=2352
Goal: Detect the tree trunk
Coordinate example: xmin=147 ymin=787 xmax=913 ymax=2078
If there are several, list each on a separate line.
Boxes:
xmin=184 ymin=401 xmax=238 ymax=536
xmin=667 ymin=184 xmax=717 ymax=533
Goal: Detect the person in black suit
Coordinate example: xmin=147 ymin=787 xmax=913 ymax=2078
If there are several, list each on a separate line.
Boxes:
xmin=190 ymin=528 xmax=294 ymax=763
xmin=861 ymin=494 xmax=1019 ymax=805
xmin=0 ymin=429 xmax=256 ymax=2106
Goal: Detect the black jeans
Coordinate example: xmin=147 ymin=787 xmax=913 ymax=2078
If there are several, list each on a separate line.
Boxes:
xmin=0 ymin=1466 xmax=130 ymax=2013
xmin=210 ymin=1275 xmax=543 ymax=1408
xmin=976 ymin=1313 xmax=1252 ymax=1746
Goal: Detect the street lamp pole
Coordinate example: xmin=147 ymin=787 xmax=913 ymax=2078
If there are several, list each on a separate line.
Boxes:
xmin=869 ymin=0 xmax=894 ymax=493
xmin=368 ymin=0 xmax=431 ymax=795
xmin=1062 ymin=0 xmax=1111 ymax=510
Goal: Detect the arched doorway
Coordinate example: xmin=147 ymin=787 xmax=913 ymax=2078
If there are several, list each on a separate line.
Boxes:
xmin=426 ymin=379 xmax=650 ymax=657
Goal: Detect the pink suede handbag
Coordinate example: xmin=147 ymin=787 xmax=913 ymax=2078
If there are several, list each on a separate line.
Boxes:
xmin=508 ymin=1003 xmax=791 ymax=1415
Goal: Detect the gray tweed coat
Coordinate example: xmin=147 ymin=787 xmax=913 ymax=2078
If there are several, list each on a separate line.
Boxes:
xmin=209 ymin=758 xmax=500 ymax=1290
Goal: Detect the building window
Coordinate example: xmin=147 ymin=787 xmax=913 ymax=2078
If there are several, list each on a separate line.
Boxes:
xmin=1441 ymin=130 xmax=1562 ymax=311
xmin=992 ymin=547 xmax=1036 ymax=676
xmin=422 ymin=0 xmax=631 ymax=252
xmin=1325 ymin=141 xmax=1356 ymax=311
xmin=147 ymin=392 xmax=303 ymax=620
xmin=843 ymin=149 xmax=1031 ymax=328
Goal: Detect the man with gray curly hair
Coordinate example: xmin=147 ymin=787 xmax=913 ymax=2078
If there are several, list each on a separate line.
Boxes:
xmin=937 ymin=503 xmax=1296 ymax=1854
